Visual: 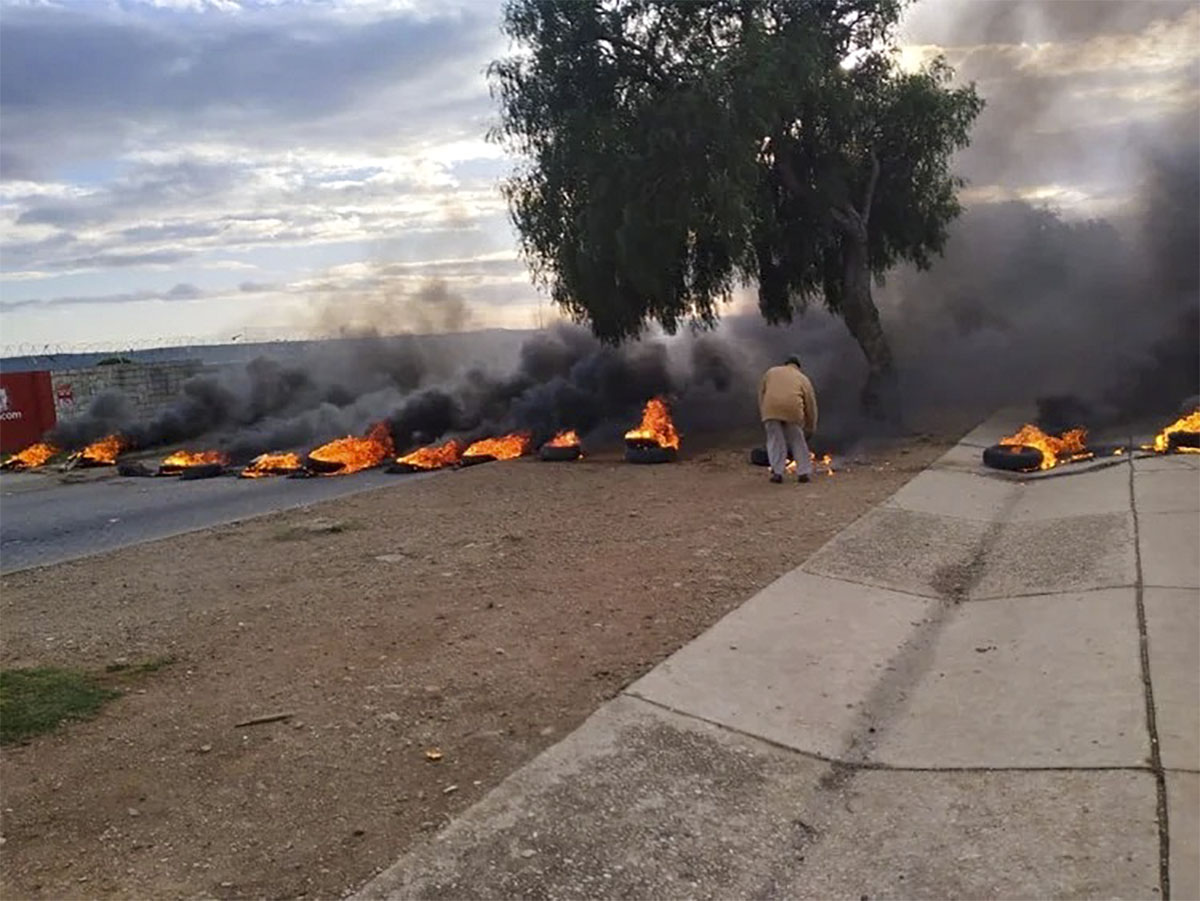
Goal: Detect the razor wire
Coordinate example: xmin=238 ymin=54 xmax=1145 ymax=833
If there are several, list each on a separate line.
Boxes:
xmin=1 ymin=331 xmax=315 ymax=361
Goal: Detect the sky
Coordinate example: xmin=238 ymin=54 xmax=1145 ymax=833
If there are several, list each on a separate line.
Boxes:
xmin=0 ymin=0 xmax=1196 ymax=354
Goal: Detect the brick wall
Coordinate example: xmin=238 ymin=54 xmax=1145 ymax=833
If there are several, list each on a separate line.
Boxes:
xmin=50 ymin=360 xmax=206 ymax=422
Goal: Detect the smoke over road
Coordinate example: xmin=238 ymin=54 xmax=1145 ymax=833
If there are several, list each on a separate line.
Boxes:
xmin=42 ymin=1 xmax=1198 ymax=458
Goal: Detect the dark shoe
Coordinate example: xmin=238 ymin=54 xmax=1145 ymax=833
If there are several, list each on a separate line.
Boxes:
xmin=769 ymin=473 xmax=783 ymax=483
xmin=798 ymin=474 xmax=811 ymax=483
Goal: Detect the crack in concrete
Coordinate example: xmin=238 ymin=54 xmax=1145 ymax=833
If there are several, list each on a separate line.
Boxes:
xmin=1129 ymin=461 xmax=1173 ymax=899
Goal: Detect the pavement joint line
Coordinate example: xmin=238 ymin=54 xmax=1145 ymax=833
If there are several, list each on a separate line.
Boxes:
xmin=1165 ymin=767 xmax=1200 ymax=775
xmin=966 ymin=582 xmax=1137 ymax=603
xmin=623 ymin=690 xmax=1160 ymax=775
xmin=1129 ymin=460 xmax=1172 ymax=899
xmin=792 ymin=568 xmax=943 ymax=601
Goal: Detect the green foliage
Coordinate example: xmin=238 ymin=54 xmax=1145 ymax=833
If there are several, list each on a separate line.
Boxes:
xmin=491 ymin=0 xmax=983 ymax=342
xmin=0 ymin=667 xmax=120 ymax=745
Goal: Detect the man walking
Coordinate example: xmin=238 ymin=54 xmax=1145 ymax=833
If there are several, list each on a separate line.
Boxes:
xmin=758 ymin=355 xmax=819 ymax=484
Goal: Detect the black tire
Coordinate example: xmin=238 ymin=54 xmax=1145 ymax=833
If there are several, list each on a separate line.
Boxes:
xmin=625 ymin=445 xmax=677 ymax=464
xmin=117 ymin=461 xmax=157 ymax=478
xmin=305 ymin=457 xmax=345 ymax=475
xmin=982 ymin=444 xmax=1043 ymax=472
xmin=749 ymin=447 xmax=769 ymax=467
xmin=1169 ymin=430 xmax=1200 ymax=450
xmin=386 ymin=462 xmax=434 ymax=474
xmin=459 ymin=454 xmax=496 ymax=467
xmin=178 ymin=462 xmax=226 ymax=480
xmin=539 ymin=444 xmax=581 ymax=462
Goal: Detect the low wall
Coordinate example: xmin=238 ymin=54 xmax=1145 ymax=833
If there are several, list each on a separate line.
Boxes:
xmin=50 ymin=360 xmax=205 ymax=423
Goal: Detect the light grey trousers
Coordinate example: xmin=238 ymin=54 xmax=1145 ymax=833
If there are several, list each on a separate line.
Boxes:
xmin=764 ymin=419 xmax=812 ymax=477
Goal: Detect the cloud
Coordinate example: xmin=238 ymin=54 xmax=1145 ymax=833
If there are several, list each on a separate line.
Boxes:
xmin=0 ymin=282 xmax=205 ymax=312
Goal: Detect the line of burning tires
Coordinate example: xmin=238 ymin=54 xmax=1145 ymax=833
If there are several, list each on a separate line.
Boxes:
xmin=981 ymin=404 xmax=1200 ymax=473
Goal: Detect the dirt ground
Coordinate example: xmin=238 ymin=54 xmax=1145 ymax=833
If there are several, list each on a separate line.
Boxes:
xmin=0 ymin=430 xmax=955 ymax=899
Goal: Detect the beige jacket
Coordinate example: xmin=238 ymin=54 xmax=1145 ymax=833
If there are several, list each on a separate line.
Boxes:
xmin=759 ymin=365 xmax=818 ymax=434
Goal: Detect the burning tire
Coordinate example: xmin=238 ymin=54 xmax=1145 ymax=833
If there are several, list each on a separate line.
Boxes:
xmin=749 ymin=447 xmax=769 ymax=467
xmin=625 ymin=444 xmax=677 ymax=465
xmin=117 ymin=461 xmax=157 ymax=478
xmin=386 ymin=462 xmax=438 ymax=474
xmin=1169 ymin=431 xmax=1200 ymax=451
xmin=305 ymin=457 xmax=347 ymax=475
xmin=177 ymin=462 xmax=226 ymax=481
xmin=982 ymin=444 xmax=1043 ymax=472
xmin=539 ymin=444 xmax=581 ymax=462
xmin=459 ymin=454 xmax=497 ymax=467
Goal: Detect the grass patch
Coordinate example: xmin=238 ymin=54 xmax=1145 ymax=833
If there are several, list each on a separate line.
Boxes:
xmin=0 ymin=667 xmax=120 ymax=745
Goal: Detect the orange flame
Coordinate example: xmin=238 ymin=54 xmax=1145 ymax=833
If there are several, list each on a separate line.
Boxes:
xmin=1151 ymin=409 xmax=1200 ymax=454
xmin=396 ymin=439 xmax=465 ymax=470
xmin=783 ymin=452 xmax=836 ymax=477
xmin=545 ymin=430 xmax=580 ymax=448
xmin=1000 ymin=424 xmax=1090 ymax=470
xmin=2 ymin=441 xmax=59 ymax=470
xmin=624 ymin=397 xmax=680 ymax=450
xmin=71 ymin=434 xmax=126 ymax=466
xmin=463 ymin=433 xmax=531 ymax=460
xmin=309 ymin=422 xmax=395 ymax=475
xmin=240 ymin=452 xmax=304 ymax=478
xmin=161 ymin=449 xmax=230 ymax=468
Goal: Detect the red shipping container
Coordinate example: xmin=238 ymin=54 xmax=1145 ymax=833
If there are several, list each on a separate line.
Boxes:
xmin=0 ymin=371 xmax=56 ymax=453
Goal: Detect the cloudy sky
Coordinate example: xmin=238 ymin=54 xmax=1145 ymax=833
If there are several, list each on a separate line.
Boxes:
xmin=1 ymin=0 xmax=1196 ymax=353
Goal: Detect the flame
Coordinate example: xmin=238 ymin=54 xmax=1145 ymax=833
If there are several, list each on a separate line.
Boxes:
xmin=241 ymin=451 xmax=304 ymax=478
xmin=396 ymin=439 xmax=465 ymax=470
xmin=999 ymin=424 xmax=1091 ymax=470
xmin=624 ymin=397 xmax=680 ymax=449
xmin=70 ymin=434 xmax=126 ymax=466
xmin=1151 ymin=409 xmax=1200 ymax=454
xmin=545 ymin=429 xmax=580 ymax=448
xmin=309 ymin=422 xmax=395 ymax=475
xmin=783 ymin=452 xmax=836 ymax=477
xmin=2 ymin=441 xmax=59 ymax=470
xmin=161 ymin=449 xmax=230 ymax=468
xmin=463 ymin=432 xmax=531 ymax=460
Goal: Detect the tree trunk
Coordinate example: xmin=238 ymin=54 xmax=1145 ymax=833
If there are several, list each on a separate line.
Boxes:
xmin=840 ymin=235 xmax=898 ymax=420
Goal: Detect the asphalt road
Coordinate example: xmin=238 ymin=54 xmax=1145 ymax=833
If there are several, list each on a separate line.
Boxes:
xmin=0 ymin=467 xmax=435 ymax=574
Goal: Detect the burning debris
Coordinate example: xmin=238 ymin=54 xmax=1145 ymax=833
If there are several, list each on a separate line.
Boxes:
xmin=1 ymin=442 xmax=59 ymax=471
xmin=1150 ymin=409 xmax=1200 ymax=453
xmin=461 ymin=433 xmax=531 ymax=466
xmin=390 ymin=439 xmax=466 ymax=473
xmin=160 ymin=450 xmax=231 ymax=475
xmin=240 ymin=452 xmax=305 ymax=478
xmin=307 ymin=422 xmax=395 ymax=475
xmin=788 ymin=452 xmax=835 ymax=477
xmin=66 ymin=434 xmax=126 ymax=468
xmin=538 ymin=429 xmax=583 ymax=462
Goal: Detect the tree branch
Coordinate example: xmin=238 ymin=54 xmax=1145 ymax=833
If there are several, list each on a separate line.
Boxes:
xmin=774 ymin=151 xmax=805 ymax=199
xmin=861 ymin=152 xmax=880 ymax=224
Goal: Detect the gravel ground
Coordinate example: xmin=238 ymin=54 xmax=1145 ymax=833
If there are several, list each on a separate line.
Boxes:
xmin=0 ymin=430 xmax=954 ymax=899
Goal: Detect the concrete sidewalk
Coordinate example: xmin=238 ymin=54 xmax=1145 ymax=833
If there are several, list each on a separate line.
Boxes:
xmin=355 ymin=410 xmax=1200 ymax=900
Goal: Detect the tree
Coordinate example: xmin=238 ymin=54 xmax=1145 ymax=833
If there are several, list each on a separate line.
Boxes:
xmin=490 ymin=0 xmax=983 ymax=413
